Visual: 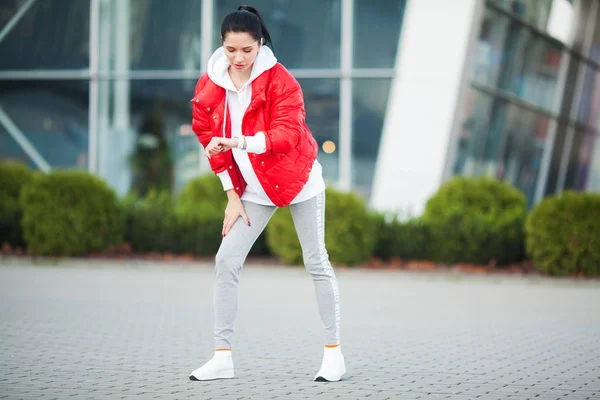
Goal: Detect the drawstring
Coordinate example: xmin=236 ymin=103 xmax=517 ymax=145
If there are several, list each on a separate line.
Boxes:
xmin=222 ymin=89 xmax=228 ymax=138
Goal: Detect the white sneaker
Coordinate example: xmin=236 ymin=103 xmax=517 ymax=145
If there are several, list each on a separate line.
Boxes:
xmin=189 ymin=351 xmax=234 ymax=381
xmin=314 ymin=346 xmax=346 ymax=382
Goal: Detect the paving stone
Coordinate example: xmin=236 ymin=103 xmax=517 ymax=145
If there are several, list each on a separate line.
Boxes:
xmin=1 ymin=259 xmax=599 ymax=399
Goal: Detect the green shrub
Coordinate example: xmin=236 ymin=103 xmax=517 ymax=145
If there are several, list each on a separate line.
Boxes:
xmin=425 ymin=207 xmax=525 ymax=265
xmin=373 ymin=215 xmax=431 ymax=261
xmin=179 ymin=174 xmax=269 ymax=256
xmin=173 ymin=202 xmax=223 ymax=256
xmin=124 ymin=189 xmax=224 ymax=256
xmin=422 ymin=177 xmax=527 ymax=265
xmin=266 ymin=188 xmax=377 ymax=266
xmin=0 ymin=161 xmax=34 ymax=247
xmin=123 ymin=190 xmax=179 ymax=253
xmin=20 ymin=170 xmax=125 ymax=256
xmin=526 ymin=191 xmax=600 ymax=276
xmin=179 ymin=174 xmax=227 ymax=212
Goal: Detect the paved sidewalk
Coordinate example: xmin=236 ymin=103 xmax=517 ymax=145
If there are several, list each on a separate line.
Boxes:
xmin=1 ymin=258 xmax=599 ymax=400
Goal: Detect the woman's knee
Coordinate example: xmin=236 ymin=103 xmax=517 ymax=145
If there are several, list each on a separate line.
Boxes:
xmin=215 ymin=248 xmax=242 ymax=276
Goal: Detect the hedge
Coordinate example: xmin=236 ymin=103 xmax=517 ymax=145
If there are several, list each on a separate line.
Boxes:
xmin=0 ymin=161 xmax=34 ymax=247
xmin=20 ymin=170 xmax=125 ymax=256
xmin=179 ymin=174 xmax=270 ymax=256
xmin=422 ymin=177 xmax=527 ymax=265
xmin=266 ymin=188 xmax=377 ymax=266
xmin=526 ymin=191 xmax=600 ymax=276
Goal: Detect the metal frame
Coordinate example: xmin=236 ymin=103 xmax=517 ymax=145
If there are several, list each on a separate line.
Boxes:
xmin=0 ymin=106 xmax=51 ymax=172
xmin=88 ymin=0 xmax=100 ymax=174
xmin=534 ymin=50 xmax=572 ymax=202
xmin=339 ymin=0 xmax=354 ymax=191
xmin=442 ymin=0 xmax=486 ymax=182
xmin=198 ymin=0 xmax=215 ymax=174
xmin=0 ymin=0 xmax=37 ymax=45
xmin=0 ymin=0 xmax=390 ymax=193
xmin=555 ymin=0 xmax=598 ymax=193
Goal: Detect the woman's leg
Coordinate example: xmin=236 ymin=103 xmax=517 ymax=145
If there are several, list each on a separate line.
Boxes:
xmin=289 ymin=191 xmax=345 ymax=381
xmin=213 ymin=200 xmax=277 ymax=350
xmin=190 ymin=200 xmax=276 ymax=381
xmin=289 ymin=190 xmax=340 ymax=346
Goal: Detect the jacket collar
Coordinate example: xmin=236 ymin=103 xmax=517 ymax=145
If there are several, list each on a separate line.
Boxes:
xmin=193 ymin=70 xmax=271 ymax=111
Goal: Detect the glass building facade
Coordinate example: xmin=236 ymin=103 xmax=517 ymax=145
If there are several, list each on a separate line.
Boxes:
xmin=455 ymin=0 xmax=600 ymax=206
xmin=0 ymin=0 xmax=405 ymax=199
xmin=0 ymin=0 xmax=598 ymax=211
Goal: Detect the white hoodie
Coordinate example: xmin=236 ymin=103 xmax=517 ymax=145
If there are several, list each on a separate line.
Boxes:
xmin=207 ymin=46 xmax=325 ymax=206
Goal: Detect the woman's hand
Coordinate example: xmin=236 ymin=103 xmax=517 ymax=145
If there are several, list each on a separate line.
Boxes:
xmin=222 ymin=190 xmax=250 ymax=237
xmin=205 ymin=137 xmax=239 ymax=159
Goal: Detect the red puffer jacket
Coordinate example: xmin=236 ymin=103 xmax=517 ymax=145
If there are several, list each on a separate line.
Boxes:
xmin=191 ymin=63 xmax=319 ymax=207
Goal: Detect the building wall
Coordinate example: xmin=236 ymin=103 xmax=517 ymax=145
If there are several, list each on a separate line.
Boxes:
xmin=449 ymin=0 xmax=600 ymax=209
xmin=1 ymin=0 xmax=598 ymax=211
xmin=370 ymin=0 xmax=483 ymax=216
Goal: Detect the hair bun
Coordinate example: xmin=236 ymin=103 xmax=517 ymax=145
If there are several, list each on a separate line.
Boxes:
xmin=237 ymin=5 xmax=259 ymax=15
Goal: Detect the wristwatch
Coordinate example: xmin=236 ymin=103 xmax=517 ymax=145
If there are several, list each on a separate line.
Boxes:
xmin=235 ymin=136 xmax=245 ymax=149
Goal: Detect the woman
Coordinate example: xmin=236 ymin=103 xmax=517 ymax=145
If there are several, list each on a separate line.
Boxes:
xmin=189 ymin=5 xmax=345 ymax=382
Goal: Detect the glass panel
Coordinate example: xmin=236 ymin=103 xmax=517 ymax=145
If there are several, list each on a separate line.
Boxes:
xmin=587 ymin=132 xmax=600 ymax=191
xmin=588 ymin=70 xmax=600 ymax=128
xmin=0 ymin=80 xmax=89 ymax=169
xmin=472 ymin=8 xmax=509 ymax=87
xmin=591 ymin=4 xmax=600 ymax=62
xmin=544 ymin=121 xmax=569 ymax=196
xmin=298 ymin=79 xmax=340 ymax=185
xmin=128 ymin=80 xmax=200 ymax=193
xmin=353 ymin=0 xmax=406 ymax=68
xmin=577 ymin=65 xmax=600 ymax=125
xmin=214 ymin=0 xmax=341 ymax=69
xmin=496 ymin=22 xmax=562 ymax=111
xmin=488 ymin=0 xmax=557 ymax=33
xmin=511 ymin=36 xmax=561 ymax=111
xmin=558 ymin=54 xmax=584 ymax=118
xmin=453 ymin=89 xmax=494 ymax=176
xmin=96 ymin=79 xmax=199 ymax=195
xmin=352 ymin=78 xmax=391 ymax=199
xmin=481 ymin=97 xmax=509 ymax=177
xmin=496 ymin=106 xmax=549 ymax=206
xmin=0 ymin=0 xmax=90 ymax=70
xmin=129 ymin=0 xmax=203 ymax=70
xmin=564 ymin=129 xmax=594 ymax=191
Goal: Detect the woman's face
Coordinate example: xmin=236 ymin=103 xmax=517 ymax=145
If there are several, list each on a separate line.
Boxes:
xmin=223 ymin=32 xmax=260 ymax=74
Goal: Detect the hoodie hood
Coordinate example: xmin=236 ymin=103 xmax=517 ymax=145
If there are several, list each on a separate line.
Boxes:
xmin=207 ymin=45 xmax=278 ymax=91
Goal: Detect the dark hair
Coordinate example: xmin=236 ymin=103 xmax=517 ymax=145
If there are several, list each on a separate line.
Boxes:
xmin=220 ymin=5 xmax=273 ymax=49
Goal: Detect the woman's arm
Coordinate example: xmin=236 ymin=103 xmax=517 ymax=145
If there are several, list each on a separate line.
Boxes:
xmin=263 ymin=67 xmax=307 ymax=155
xmin=191 ymin=76 xmax=227 ymax=174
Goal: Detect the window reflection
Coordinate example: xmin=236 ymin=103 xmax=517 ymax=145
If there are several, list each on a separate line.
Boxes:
xmin=577 ymin=66 xmax=600 ymax=125
xmin=474 ymin=7 xmax=562 ymax=112
xmin=352 ymin=78 xmax=391 ymax=198
xmin=129 ymin=0 xmax=203 ymax=70
xmin=0 ymin=80 xmax=89 ymax=169
xmin=473 ymin=8 xmax=508 ymax=87
xmin=353 ymin=0 xmax=405 ymax=68
xmin=564 ymin=129 xmax=595 ymax=191
xmin=0 ymin=0 xmax=90 ymax=70
xmin=456 ymin=88 xmax=550 ymax=205
xmin=129 ymin=80 xmax=199 ymax=193
xmin=496 ymin=106 xmax=548 ymax=205
xmin=544 ymin=122 xmax=569 ymax=196
xmin=454 ymin=89 xmax=493 ymax=175
xmin=297 ymin=79 xmax=340 ymax=184
xmin=214 ymin=0 xmax=341 ymax=69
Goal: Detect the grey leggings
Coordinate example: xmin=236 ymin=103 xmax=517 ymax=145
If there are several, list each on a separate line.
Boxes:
xmin=213 ymin=190 xmax=340 ymax=349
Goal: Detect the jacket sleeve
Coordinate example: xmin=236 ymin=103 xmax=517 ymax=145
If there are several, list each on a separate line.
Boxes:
xmin=264 ymin=67 xmax=307 ymax=155
xmin=191 ymin=76 xmax=227 ymax=174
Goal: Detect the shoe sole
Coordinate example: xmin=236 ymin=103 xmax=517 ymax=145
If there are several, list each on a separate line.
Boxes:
xmin=314 ymin=375 xmax=344 ymax=382
xmin=189 ymin=374 xmax=234 ymax=381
